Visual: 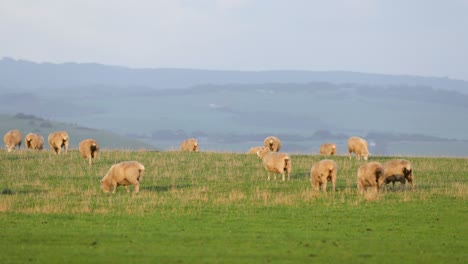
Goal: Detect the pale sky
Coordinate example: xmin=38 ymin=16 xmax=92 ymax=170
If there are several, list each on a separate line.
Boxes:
xmin=1 ymin=0 xmax=467 ymax=80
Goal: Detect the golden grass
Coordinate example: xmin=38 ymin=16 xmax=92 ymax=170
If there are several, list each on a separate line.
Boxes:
xmin=0 ymin=150 xmax=467 ymax=215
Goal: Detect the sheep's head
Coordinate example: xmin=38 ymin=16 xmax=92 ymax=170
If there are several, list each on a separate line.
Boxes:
xmin=90 ymin=143 xmax=98 ymax=152
xmin=101 ymin=180 xmax=111 ymax=193
xmin=362 ymin=152 xmax=370 ymax=161
xmin=331 ymin=145 xmax=336 ymax=155
xmin=268 ymin=139 xmax=275 ymax=150
xmin=256 ymin=147 xmax=270 ymax=158
xmin=193 ymin=141 xmax=199 ymax=152
xmin=404 ymin=167 xmax=413 ymax=182
xmin=6 ymin=145 xmax=14 ymax=152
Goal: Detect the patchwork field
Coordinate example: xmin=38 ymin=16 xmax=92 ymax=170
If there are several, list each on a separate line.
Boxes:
xmin=0 ymin=150 xmax=467 ymax=263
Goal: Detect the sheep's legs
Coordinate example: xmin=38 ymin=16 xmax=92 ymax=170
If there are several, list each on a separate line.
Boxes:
xmin=321 ymin=182 xmax=327 ymax=192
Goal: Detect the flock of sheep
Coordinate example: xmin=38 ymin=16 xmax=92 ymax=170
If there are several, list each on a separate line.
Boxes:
xmin=3 ymin=129 xmax=414 ymax=194
xmin=246 ymin=135 xmax=414 ymax=193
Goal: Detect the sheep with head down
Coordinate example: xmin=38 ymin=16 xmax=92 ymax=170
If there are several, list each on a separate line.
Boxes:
xmin=319 ymin=143 xmax=336 ymax=156
xmin=101 ymin=161 xmax=145 ymax=193
xmin=180 ymin=138 xmax=199 ymax=152
xmin=348 ymin=136 xmax=369 ymax=160
xmin=3 ymin=129 xmax=22 ymax=152
xmin=383 ymin=159 xmax=415 ymax=191
xmin=357 ymin=162 xmax=385 ymax=194
xmin=25 ymin=133 xmax=44 ymax=150
xmin=310 ymin=159 xmax=337 ymax=192
xmin=256 ymin=147 xmax=291 ymax=181
xmin=264 ymin=136 xmax=281 ymax=152
xmin=48 ymin=131 xmax=69 ymax=155
xmin=79 ymin=139 xmax=99 ymax=165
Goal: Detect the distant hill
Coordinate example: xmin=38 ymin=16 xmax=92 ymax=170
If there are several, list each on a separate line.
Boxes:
xmin=1 ymin=57 xmax=467 ymax=93
xmin=0 ymin=113 xmax=155 ymax=150
xmin=1 ymin=58 xmax=468 ymax=156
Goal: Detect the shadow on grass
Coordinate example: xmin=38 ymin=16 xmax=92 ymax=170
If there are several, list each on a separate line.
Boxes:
xmin=16 ymin=189 xmax=49 ymax=195
xmin=142 ymin=184 xmax=191 ymax=193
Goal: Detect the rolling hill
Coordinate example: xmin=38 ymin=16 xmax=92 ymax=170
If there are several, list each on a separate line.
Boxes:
xmin=1 ymin=58 xmax=467 ymax=156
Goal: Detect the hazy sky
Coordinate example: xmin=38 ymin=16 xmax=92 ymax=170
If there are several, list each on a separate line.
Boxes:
xmin=1 ymin=0 xmax=467 ymax=80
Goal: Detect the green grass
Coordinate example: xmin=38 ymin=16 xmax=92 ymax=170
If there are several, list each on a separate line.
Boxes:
xmin=0 ymin=150 xmax=467 ymax=263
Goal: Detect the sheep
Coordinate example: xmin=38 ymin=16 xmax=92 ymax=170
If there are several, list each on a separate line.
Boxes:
xmin=310 ymin=159 xmax=338 ymax=192
xmin=264 ymin=136 xmax=281 ymax=152
xmin=48 ymin=131 xmax=69 ymax=155
xmin=348 ymin=136 xmax=369 ymax=160
xmin=247 ymin=146 xmax=265 ymax=154
xmin=3 ymin=129 xmax=22 ymax=152
xmin=180 ymin=138 xmax=199 ymax=152
xmin=100 ymin=161 xmax=145 ymax=193
xmin=319 ymin=143 xmax=336 ymax=155
xmin=25 ymin=133 xmax=44 ymax=150
xmin=256 ymin=147 xmax=291 ymax=181
xmin=79 ymin=139 xmax=99 ymax=165
xmin=357 ymin=162 xmax=385 ymax=193
xmin=383 ymin=159 xmax=415 ymax=191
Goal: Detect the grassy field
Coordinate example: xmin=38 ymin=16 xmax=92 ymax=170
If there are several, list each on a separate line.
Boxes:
xmin=0 ymin=149 xmax=467 ymax=263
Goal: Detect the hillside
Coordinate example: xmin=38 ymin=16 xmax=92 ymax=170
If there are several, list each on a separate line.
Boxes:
xmin=1 ymin=57 xmax=467 ymax=92
xmin=1 ymin=58 xmax=468 ymax=156
xmin=0 ymin=114 xmax=154 ymax=150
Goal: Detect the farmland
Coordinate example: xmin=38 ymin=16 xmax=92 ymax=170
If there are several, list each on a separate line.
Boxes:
xmin=0 ymin=150 xmax=467 ymax=263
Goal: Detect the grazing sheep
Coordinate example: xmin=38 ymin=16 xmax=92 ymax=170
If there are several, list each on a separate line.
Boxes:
xmin=357 ymin=162 xmax=385 ymax=193
xmin=48 ymin=131 xmax=69 ymax=155
xmin=180 ymin=138 xmax=199 ymax=152
xmin=101 ymin=161 xmax=145 ymax=193
xmin=25 ymin=133 xmax=44 ymax=150
xmin=3 ymin=129 xmax=22 ymax=152
xmin=310 ymin=159 xmax=338 ymax=192
xmin=256 ymin=147 xmax=291 ymax=181
xmin=79 ymin=139 xmax=99 ymax=165
xmin=319 ymin=143 xmax=337 ymax=155
xmin=264 ymin=136 xmax=281 ymax=152
xmin=247 ymin=146 xmax=265 ymax=154
xmin=348 ymin=136 xmax=369 ymax=160
xmin=383 ymin=159 xmax=415 ymax=191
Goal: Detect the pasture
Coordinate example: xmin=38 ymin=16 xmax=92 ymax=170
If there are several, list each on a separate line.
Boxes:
xmin=0 ymin=149 xmax=467 ymax=263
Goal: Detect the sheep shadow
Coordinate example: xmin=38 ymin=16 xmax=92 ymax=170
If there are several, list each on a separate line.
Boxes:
xmin=7 ymin=189 xmax=49 ymax=195
xmin=141 ymin=184 xmax=191 ymax=193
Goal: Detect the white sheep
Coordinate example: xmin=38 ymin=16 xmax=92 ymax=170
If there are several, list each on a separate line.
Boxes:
xmin=319 ymin=143 xmax=336 ymax=156
xmin=48 ymin=131 xmax=69 ymax=155
xmin=101 ymin=161 xmax=145 ymax=193
xmin=263 ymin=136 xmax=281 ymax=152
xmin=25 ymin=133 xmax=44 ymax=150
xmin=3 ymin=129 xmax=22 ymax=152
xmin=357 ymin=162 xmax=385 ymax=193
xmin=383 ymin=159 xmax=415 ymax=191
xmin=348 ymin=136 xmax=369 ymax=160
xmin=247 ymin=146 xmax=264 ymax=154
xmin=180 ymin=138 xmax=199 ymax=152
xmin=310 ymin=159 xmax=338 ymax=192
xmin=256 ymin=147 xmax=291 ymax=181
xmin=79 ymin=139 xmax=99 ymax=165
